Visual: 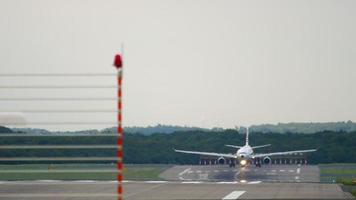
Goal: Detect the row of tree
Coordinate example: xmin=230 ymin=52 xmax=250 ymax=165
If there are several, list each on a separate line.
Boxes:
xmin=0 ymin=127 xmax=355 ymax=164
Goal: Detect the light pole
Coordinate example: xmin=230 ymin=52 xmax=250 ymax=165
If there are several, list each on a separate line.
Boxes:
xmin=113 ymin=53 xmax=123 ymax=200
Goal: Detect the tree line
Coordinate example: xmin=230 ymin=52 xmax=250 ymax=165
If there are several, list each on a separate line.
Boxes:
xmin=0 ymin=127 xmax=355 ymax=164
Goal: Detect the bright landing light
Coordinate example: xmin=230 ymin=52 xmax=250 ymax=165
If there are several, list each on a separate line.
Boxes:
xmin=240 ymin=160 xmax=247 ymax=166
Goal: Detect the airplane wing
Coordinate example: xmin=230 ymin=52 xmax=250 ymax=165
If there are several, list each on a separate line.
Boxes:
xmin=174 ymin=149 xmax=237 ymax=159
xmin=252 ymin=149 xmax=317 ymax=158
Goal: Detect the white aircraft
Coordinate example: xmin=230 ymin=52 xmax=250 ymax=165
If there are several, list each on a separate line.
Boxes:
xmin=174 ymin=127 xmax=317 ymax=167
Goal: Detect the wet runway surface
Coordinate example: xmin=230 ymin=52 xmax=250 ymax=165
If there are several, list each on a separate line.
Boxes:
xmin=0 ymin=180 xmax=351 ymax=199
xmin=0 ymin=165 xmax=352 ymax=199
xmin=159 ymin=164 xmax=320 ymax=182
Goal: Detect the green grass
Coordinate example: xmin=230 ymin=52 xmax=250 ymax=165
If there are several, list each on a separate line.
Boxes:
xmin=319 ymin=163 xmax=356 ymax=183
xmin=319 ymin=164 xmax=356 ymax=197
xmin=351 ymin=190 xmax=356 ymax=197
xmin=0 ymin=164 xmax=171 ymax=181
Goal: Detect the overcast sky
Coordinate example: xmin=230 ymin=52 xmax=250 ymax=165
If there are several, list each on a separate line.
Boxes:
xmin=0 ymin=0 xmax=355 ymax=130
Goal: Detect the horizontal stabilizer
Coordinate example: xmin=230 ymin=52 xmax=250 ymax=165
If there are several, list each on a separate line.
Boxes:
xmin=252 ymin=144 xmax=271 ymax=149
xmin=225 ymin=145 xmax=243 ymax=149
xmin=174 ymin=149 xmax=237 ymax=158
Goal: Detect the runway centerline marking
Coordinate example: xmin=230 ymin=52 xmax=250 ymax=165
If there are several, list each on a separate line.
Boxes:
xmin=280 ymin=169 xmax=285 ymax=172
xmin=222 ymin=191 xmax=245 ymax=199
xmin=296 ymin=168 xmax=300 ymax=174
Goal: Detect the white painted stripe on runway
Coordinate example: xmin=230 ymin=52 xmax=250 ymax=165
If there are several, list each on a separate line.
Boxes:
xmin=144 ymin=181 xmax=168 ymax=183
xmin=248 ymin=181 xmax=261 ymax=184
xmin=271 ymin=170 xmax=276 ymax=172
xmin=0 ymin=194 xmax=118 ymax=198
xmin=37 ymin=180 xmax=61 ymax=183
xmin=297 ymin=168 xmax=300 ymax=174
xmin=295 ymin=176 xmax=299 ymax=180
xmin=178 ymin=168 xmax=191 ymax=176
xmin=182 ymin=181 xmax=202 ymax=184
xmin=73 ymin=180 xmax=96 ymax=183
xmin=280 ymin=169 xmax=285 ymax=172
xmin=266 ymin=172 xmax=276 ymax=175
xmin=196 ymin=170 xmax=202 ymax=173
xmin=289 ymin=170 xmax=294 ymax=172
xmin=223 ymin=170 xmax=228 ymax=172
xmin=217 ymin=181 xmax=239 ymax=184
xmin=222 ymin=191 xmax=245 ymax=199
xmin=214 ymin=170 xmax=220 ymax=173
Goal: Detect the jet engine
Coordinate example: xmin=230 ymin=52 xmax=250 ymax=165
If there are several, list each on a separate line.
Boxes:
xmin=218 ymin=157 xmax=225 ymax=165
xmin=263 ymin=156 xmax=271 ymax=164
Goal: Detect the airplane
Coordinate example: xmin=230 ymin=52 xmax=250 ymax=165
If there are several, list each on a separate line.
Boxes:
xmin=174 ymin=127 xmax=317 ymax=167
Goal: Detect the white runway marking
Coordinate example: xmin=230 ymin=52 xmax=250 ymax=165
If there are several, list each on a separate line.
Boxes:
xmin=279 ymin=169 xmax=285 ymax=172
xmin=271 ymin=170 xmax=276 ymax=172
xmin=73 ymin=180 xmax=96 ymax=183
xmin=289 ymin=170 xmax=294 ymax=172
xmin=223 ymin=170 xmax=229 ymax=172
xmin=222 ymin=191 xmax=245 ymax=199
xmin=37 ymin=180 xmax=61 ymax=183
xmin=199 ymin=174 xmax=208 ymax=180
xmin=296 ymin=168 xmax=300 ymax=174
xmin=214 ymin=170 xmax=220 ymax=173
xmin=217 ymin=181 xmax=239 ymax=184
xmin=196 ymin=170 xmax=202 ymax=173
xmin=144 ymin=181 xmax=167 ymax=183
xmin=178 ymin=168 xmax=191 ymax=176
xmin=182 ymin=181 xmax=202 ymax=184
xmin=266 ymin=172 xmax=276 ymax=175
xmin=247 ymin=181 xmax=261 ymax=184
xmin=0 ymin=194 xmax=118 ymax=198
xmin=295 ymin=176 xmax=300 ymax=180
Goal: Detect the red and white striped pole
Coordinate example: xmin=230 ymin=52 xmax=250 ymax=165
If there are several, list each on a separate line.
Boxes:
xmin=113 ymin=53 xmax=123 ymax=200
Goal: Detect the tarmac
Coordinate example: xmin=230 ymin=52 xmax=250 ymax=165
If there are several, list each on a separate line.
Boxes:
xmin=0 ymin=165 xmax=353 ymax=200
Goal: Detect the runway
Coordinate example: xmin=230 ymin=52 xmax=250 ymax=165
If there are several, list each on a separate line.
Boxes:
xmin=0 ymin=180 xmax=351 ymax=199
xmin=159 ymin=164 xmax=320 ymax=182
xmin=0 ymin=165 xmax=352 ymax=199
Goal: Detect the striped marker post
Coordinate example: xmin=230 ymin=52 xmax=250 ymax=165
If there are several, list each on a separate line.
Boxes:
xmin=113 ymin=54 xmax=123 ymax=200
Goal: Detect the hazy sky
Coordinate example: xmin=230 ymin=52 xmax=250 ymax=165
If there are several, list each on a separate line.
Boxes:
xmin=0 ymin=0 xmax=355 ymax=130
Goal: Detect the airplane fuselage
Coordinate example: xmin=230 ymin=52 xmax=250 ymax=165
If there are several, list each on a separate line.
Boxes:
xmin=236 ymin=145 xmax=253 ymax=166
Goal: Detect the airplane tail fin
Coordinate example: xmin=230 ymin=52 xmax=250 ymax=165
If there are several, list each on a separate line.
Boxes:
xmin=245 ymin=127 xmax=249 ymax=145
